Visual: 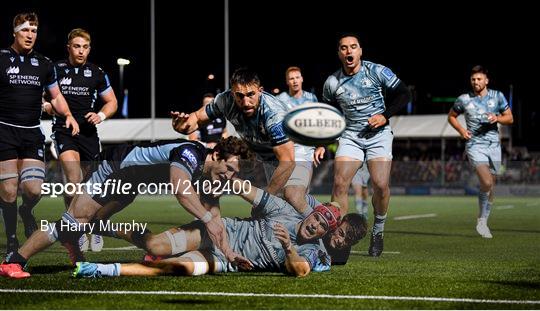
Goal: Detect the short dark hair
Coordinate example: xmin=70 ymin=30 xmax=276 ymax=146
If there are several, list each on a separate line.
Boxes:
xmin=213 ymin=136 xmax=254 ymax=161
xmin=337 ymin=32 xmax=361 ymax=49
xmin=471 ymin=65 xmax=488 ymax=76
xmin=230 ymin=68 xmax=261 ymax=87
xmin=342 ymin=213 xmax=368 ymax=246
xmin=13 ymin=12 xmax=39 ymax=29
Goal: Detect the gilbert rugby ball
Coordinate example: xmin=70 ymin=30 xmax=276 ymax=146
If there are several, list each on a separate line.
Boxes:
xmin=283 ymin=102 xmax=346 ymax=146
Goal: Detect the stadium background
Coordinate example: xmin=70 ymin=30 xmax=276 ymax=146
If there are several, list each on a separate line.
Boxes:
xmin=1 ymin=0 xmax=538 ymax=194
xmin=1 ymin=1 xmax=539 ymax=309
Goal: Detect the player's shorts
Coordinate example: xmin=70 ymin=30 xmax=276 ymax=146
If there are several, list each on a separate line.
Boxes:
xmin=294 ymin=144 xmax=315 ymax=162
xmin=466 ymin=142 xmax=501 ymax=175
xmin=336 ymin=126 xmax=393 ymax=161
xmin=351 ymin=165 xmax=370 ymax=187
xmin=0 ymin=122 xmax=45 ymax=161
xmin=52 ymin=125 xmax=100 ymax=162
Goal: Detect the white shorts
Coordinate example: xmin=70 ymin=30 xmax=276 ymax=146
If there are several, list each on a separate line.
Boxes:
xmin=466 ymin=143 xmax=501 ymax=175
xmin=336 ymin=126 xmax=393 ymax=161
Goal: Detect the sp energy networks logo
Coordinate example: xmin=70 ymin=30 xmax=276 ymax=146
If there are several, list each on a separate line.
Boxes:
xmin=6 ymin=66 xmax=20 ymax=74
xmin=59 ymin=77 xmax=72 ymax=85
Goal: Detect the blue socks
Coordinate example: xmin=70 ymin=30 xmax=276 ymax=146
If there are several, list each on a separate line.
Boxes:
xmin=97 ymin=263 xmax=121 ymax=277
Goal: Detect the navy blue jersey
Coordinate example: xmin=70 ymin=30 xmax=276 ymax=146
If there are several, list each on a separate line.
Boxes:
xmin=93 ymin=139 xmax=207 ymax=183
xmin=0 ymin=48 xmax=57 ymax=127
xmin=53 ymin=60 xmax=112 ymax=127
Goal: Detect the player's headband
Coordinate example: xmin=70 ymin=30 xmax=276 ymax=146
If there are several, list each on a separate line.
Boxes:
xmin=14 ymin=21 xmax=37 ymax=33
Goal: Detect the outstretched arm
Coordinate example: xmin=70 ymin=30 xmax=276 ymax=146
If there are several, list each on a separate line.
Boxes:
xmin=170 ymin=166 xmax=226 ymax=252
xmin=266 ymin=141 xmax=295 ymax=194
xmin=171 ymin=106 xmax=210 ymax=134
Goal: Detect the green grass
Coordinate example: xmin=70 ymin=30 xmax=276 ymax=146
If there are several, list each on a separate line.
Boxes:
xmin=1 ymin=195 xmax=539 ymax=309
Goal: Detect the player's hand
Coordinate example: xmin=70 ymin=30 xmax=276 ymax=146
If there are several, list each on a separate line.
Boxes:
xmin=204 ymin=216 xmax=224 ymax=250
xmin=65 ymin=115 xmax=80 ymax=136
xmin=313 ymin=147 xmax=325 ymax=167
xmin=460 ymin=129 xmax=472 ymax=140
xmin=274 ymin=223 xmax=292 ymax=252
xmin=85 ymin=112 xmax=104 ymax=125
xmin=486 ymin=113 xmax=498 ymax=124
xmin=225 ymin=251 xmax=254 ymax=271
xmin=42 ymin=101 xmax=54 ymax=115
xmin=171 ymin=111 xmax=192 ymax=134
xmin=368 ymin=114 xmax=387 ymax=129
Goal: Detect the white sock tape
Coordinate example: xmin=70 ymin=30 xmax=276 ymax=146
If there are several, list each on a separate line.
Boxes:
xmin=182 ymin=252 xmax=209 ymax=276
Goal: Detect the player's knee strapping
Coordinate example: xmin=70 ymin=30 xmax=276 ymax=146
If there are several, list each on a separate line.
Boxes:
xmin=52 ymin=212 xmax=85 ymax=243
xmin=0 ymin=172 xmax=18 ymax=181
xmin=182 ymin=252 xmax=209 ymax=276
xmin=19 ymin=167 xmax=45 ymax=183
xmin=165 ymin=230 xmax=187 ymax=255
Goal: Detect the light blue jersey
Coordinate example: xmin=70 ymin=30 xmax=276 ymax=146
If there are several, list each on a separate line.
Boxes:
xmin=452 ymin=89 xmax=509 ymax=146
xmin=276 ymin=90 xmax=318 ymax=110
xmin=215 ymin=192 xmax=329 ymax=273
xmin=323 ymin=60 xmax=401 ymax=134
xmin=206 ymin=90 xmax=289 ymax=160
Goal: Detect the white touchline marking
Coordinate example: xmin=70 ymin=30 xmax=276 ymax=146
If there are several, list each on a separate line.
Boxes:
xmin=496 ymin=205 xmax=514 ymax=210
xmin=351 ymin=251 xmax=401 ymax=254
xmin=394 ymin=213 xmax=437 ymax=220
xmin=0 ymin=289 xmax=538 ymax=305
xmin=526 ymin=202 xmax=540 ymax=207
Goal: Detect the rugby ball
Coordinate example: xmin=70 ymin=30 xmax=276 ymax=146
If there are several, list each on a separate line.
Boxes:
xmin=283 ymin=102 xmax=346 ymax=146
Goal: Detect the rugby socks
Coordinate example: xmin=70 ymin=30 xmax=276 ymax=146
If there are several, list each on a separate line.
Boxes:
xmin=355 ymin=199 xmax=368 ymax=217
xmin=0 ymin=198 xmax=18 ymax=242
xmin=478 ymin=191 xmax=491 ymax=219
xmin=96 ymin=263 xmax=121 ymax=277
xmin=18 ymin=193 xmax=40 ymax=219
xmin=5 ymin=251 xmax=27 ymax=267
xmin=372 ymin=214 xmax=387 ymax=235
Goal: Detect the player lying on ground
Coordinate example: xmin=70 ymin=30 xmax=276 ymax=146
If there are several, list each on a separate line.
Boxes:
xmin=74 ymin=182 xmax=366 ymax=278
xmin=0 ymin=137 xmax=254 ymax=279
